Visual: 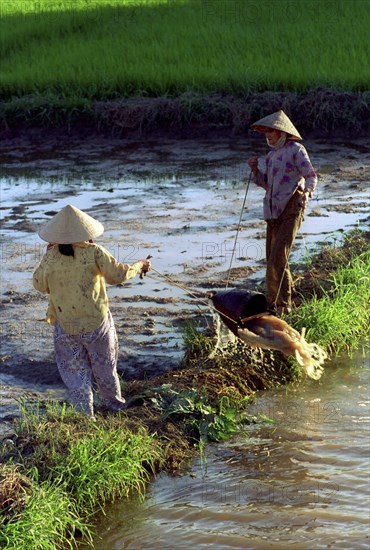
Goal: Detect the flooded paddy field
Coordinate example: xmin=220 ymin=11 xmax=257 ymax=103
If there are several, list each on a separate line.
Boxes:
xmin=0 ymin=136 xmax=369 ymax=431
xmin=0 ymin=136 xmax=369 ymax=548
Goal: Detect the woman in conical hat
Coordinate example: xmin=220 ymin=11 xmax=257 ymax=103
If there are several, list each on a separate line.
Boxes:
xmin=33 ymin=204 xmax=151 ymax=419
xmin=248 ymin=110 xmax=317 ymax=315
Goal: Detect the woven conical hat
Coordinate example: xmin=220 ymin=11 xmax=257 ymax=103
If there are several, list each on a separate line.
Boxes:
xmin=38 ymin=204 xmax=104 ymax=243
xmin=251 ymin=110 xmax=302 ymax=140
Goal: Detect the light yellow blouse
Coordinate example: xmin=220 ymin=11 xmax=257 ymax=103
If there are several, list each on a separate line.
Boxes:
xmin=33 ymin=242 xmax=142 ymax=335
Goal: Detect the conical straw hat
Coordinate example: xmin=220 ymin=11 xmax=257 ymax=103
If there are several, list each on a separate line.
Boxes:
xmin=251 ymin=110 xmax=302 ymax=140
xmin=38 ymin=204 xmax=104 ymax=243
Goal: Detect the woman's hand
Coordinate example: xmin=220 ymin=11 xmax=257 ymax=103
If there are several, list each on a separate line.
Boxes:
xmin=138 ymin=257 xmax=152 ymax=279
xmin=140 ymin=258 xmax=152 ymax=272
xmin=247 ymin=157 xmax=259 ymax=176
xmin=298 ymin=191 xmax=310 ymax=209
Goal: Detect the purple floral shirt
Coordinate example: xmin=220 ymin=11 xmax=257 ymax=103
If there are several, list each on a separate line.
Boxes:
xmin=255 ymin=141 xmax=317 ymax=220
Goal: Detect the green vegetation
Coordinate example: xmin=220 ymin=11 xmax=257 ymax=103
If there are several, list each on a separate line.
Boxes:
xmin=1 ymin=402 xmax=162 ymax=549
xmin=1 ymin=0 xmax=368 ymax=133
xmin=289 ymin=231 xmax=370 ymax=356
xmin=0 ymin=469 xmax=92 ymax=550
xmin=1 ymin=0 xmax=369 ymax=100
xmin=1 ymin=230 xmax=369 ymax=549
xmin=151 ymin=385 xmax=244 ymax=450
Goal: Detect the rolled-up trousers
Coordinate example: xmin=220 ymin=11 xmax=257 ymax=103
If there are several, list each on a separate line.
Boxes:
xmin=54 ymin=311 xmax=125 ymax=416
xmin=265 ymin=191 xmax=304 ymax=309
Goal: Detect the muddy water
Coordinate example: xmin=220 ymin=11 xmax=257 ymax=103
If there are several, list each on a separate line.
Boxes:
xmin=0 ymin=138 xmax=369 ymax=543
xmin=90 ymin=353 xmax=369 ymax=550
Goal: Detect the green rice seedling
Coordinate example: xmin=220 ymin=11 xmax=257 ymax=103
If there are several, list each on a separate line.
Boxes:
xmin=1 ymin=0 xmax=369 ymax=100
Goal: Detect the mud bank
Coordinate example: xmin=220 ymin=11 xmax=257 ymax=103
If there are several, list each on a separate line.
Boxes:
xmin=1 ymin=88 xmax=369 ymax=142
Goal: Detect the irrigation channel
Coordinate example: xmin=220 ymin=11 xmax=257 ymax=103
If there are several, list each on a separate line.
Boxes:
xmin=1 ymin=136 xmax=369 ymax=548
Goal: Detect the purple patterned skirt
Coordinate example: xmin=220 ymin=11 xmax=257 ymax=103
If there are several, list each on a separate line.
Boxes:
xmin=54 ymin=311 xmax=125 ymax=417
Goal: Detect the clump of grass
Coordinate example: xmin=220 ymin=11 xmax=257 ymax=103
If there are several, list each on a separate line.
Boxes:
xmin=0 ymin=93 xmax=93 ymax=129
xmin=52 ymin=425 xmax=159 ymax=516
xmin=294 ymin=229 xmax=370 ymax=297
xmin=289 ymin=251 xmax=370 ymax=356
xmin=1 ymin=401 xmax=163 ymax=547
xmin=0 ymin=465 xmax=31 ymax=524
xmin=182 ymin=319 xmax=216 ymax=359
xmin=0 ymin=476 xmax=92 ymax=550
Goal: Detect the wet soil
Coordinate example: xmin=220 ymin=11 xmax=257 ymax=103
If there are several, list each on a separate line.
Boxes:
xmin=0 ymin=136 xmax=369 ymax=433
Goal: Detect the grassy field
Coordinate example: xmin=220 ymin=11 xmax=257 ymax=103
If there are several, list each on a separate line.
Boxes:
xmin=1 ymin=0 xmax=369 ymax=100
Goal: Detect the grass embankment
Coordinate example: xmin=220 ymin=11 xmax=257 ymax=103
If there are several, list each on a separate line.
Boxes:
xmin=0 ymin=405 xmax=163 ymax=549
xmin=1 ymin=0 xmax=369 ymax=135
xmin=1 ymin=230 xmax=369 ymax=549
xmin=290 ymin=233 xmax=370 ymax=355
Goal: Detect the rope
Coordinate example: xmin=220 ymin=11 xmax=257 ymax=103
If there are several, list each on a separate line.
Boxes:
xmin=273 ymin=256 xmax=290 ymax=311
xmin=140 ymin=169 xmax=259 ymax=330
xmin=149 ymin=267 xmax=209 ymax=301
xmin=145 ymin=267 xmax=241 ymax=329
xmin=225 ymin=170 xmax=253 ymax=289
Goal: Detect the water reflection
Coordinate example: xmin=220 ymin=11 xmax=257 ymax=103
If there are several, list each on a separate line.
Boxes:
xmin=91 ymin=356 xmax=369 ymax=549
